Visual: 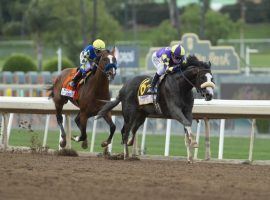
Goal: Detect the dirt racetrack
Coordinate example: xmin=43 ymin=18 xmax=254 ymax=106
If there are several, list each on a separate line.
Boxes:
xmin=0 ymin=151 xmax=270 ymax=200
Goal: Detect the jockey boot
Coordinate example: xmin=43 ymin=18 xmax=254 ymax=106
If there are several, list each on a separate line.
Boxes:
xmin=148 ymin=73 xmax=160 ymax=94
xmin=69 ymin=70 xmax=82 ymax=88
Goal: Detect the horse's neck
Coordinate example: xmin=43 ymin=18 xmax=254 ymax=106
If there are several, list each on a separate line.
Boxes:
xmin=166 ymin=70 xmax=196 ymax=90
xmin=92 ymin=70 xmax=109 ymax=92
xmin=94 ymin=69 xmax=108 ymax=84
xmin=181 ymin=69 xmax=197 ymax=87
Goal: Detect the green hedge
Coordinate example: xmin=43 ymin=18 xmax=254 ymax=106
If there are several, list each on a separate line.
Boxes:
xmin=257 ymin=120 xmax=270 ymax=134
xmin=43 ymin=57 xmax=75 ymax=72
xmin=2 ymin=54 xmax=37 ymax=72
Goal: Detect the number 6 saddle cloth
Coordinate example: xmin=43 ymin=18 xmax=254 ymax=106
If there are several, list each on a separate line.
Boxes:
xmin=137 ymin=77 xmax=158 ymax=105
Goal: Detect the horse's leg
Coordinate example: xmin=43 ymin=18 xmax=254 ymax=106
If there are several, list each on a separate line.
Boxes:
xmin=123 ymin=123 xmax=132 ymax=160
xmin=183 ymin=109 xmax=198 ymax=163
xmin=101 ymin=112 xmax=116 ymax=147
xmin=128 ymin=115 xmax=146 ymax=158
xmin=74 ymin=112 xmax=81 ymax=129
xmin=120 ymin=125 xmax=125 ymax=144
xmin=167 ymin=104 xmax=197 ymax=146
xmin=184 ymin=126 xmax=195 ymax=163
xmin=166 ymin=103 xmax=197 ymax=162
xmin=73 ymin=112 xmax=89 ymax=149
xmin=55 ymin=103 xmax=67 ymax=148
xmin=128 ymin=114 xmax=146 ymax=146
xmin=122 ymin=113 xmax=135 ymax=160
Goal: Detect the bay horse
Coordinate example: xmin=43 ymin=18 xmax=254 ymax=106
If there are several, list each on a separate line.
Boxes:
xmin=47 ymin=48 xmax=117 ymax=149
xmin=97 ymin=55 xmax=215 ymax=162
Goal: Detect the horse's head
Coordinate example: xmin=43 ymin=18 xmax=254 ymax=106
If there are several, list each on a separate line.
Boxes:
xmin=97 ymin=47 xmax=117 ymax=81
xmin=180 ymin=58 xmax=215 ymax=101
xmin=193 ymin=61 xmax=215 ymax=101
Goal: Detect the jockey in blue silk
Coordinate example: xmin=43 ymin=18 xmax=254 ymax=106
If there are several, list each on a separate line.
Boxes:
xmin=148 ymin=44 xmax=187 ymax=94
xmin=69 ymin=39 xmax=106 ymax=88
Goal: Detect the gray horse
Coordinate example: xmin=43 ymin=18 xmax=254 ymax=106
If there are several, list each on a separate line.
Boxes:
xmin=97 ymin=56 xmax=215 ymax=162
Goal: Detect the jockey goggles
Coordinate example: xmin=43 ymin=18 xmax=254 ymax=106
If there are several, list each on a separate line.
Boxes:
xmin=94 ymin=49 xmax=101 ymax=55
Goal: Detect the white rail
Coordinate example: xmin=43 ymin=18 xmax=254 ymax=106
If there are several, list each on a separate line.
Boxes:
xmin=1 ymin=97 xmax=270 ymax=161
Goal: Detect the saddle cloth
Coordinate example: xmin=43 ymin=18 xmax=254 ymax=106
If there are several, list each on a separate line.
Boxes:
xmin=137 ymin=77 xmax=157 ymax=105
xmin=60 ymin=68 xmax=91 ymax=100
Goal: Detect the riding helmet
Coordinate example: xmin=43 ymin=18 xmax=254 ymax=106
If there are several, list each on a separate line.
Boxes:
xmin=171 ymin=44 xmax=185 ymax=59
xmin=93 ymin=39 xmax=106 ymax=50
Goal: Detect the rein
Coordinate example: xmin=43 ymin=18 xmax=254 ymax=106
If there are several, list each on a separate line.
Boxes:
xmin=96 ymin=63 xmax=107 ymax=76
xmin=178 ymin=67 xmax=197 ymax=89
xmin=95 ymin=55 xmax=117 ymax=77
xmin=178 ymin=67 xmax=201 ymax=93
xmin=177 ymin=66 xmax=214 ymax=95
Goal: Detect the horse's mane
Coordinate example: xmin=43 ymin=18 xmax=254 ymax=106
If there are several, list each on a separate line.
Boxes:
xmin=184 ymin=55 xmax=211 ymax=70
xmin=96 ymin=49 xmax=110 ymax=63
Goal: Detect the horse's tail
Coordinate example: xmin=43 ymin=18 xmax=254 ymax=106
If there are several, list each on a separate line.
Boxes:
xmin=96 ymin=96 xmax=121 ymax=119
xmin=46 ymin=84 xmax=54 ymax=99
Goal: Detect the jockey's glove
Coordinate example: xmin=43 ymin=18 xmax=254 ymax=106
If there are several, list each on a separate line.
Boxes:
xmin=166 ymin=67 xmax=174 ymax=73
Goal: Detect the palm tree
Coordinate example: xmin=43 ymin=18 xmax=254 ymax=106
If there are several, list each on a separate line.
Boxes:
xmin=168 ymin=0 xmax=180 ymax=36
xmin=25 ymin=0 xmax=59 ymax=71
xmin=199 ymin=0 xmax=210 ymax=39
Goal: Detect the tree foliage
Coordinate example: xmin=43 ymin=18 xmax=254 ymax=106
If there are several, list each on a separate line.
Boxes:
xmin=0 ymin=0 xmax=31 ymax=37
xmin=181 ymin=4 xmax=236 ymax=45
xmin=221 ymin=0 xmax=270 ymax=23
xmin=152 ymin=20 xmax=178 ymax=46
xmin=0 ymin=0 xmax=122 ymax=65
xmin=104 ymin=0 xmax=169 ymax=27
xmin=39 ymin=0 xmax=122 ymax=64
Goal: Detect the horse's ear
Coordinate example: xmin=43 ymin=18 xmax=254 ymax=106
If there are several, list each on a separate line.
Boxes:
xmin=113 ymin=46 xmax=120 ymax=62
xmin=111 ymin=46 xmax=116 ymax=55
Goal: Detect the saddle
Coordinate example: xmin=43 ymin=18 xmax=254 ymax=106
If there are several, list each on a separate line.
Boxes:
xmin=60 ymin=68 xmax=92 ymax=100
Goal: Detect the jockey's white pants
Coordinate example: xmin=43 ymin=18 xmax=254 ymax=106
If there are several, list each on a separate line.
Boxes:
xmin=152 ymin=52 xmax=166 ymax=76
xmin=80 ymin=51 xmax=94 ymax=71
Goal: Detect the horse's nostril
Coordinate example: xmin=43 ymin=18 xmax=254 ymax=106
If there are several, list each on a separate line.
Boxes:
xmin=205 ymin=93 xmax=212 ymax=101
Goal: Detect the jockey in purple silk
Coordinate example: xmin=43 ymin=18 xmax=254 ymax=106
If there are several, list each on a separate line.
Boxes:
xmin=148 ymin=44 xmax=187 ymax=94
xmin=69 ymin=39 xmax=106 ymax=88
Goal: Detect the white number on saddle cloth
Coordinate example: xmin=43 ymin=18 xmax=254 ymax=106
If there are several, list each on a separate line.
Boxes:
xmin=61 ymin=88 xmax=75 ymax=97
xmin=138 ymin=94 xmax=156 ymax=105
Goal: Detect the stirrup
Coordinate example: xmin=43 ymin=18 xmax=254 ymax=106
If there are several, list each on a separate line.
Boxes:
xmin=148 ymin=87 xmax=156 ymax=94
xmin=69 ymin=81 xmax=76 ymax=88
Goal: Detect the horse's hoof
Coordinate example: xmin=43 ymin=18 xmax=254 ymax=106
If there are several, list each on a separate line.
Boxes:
xmin=103 ymin=147 xmax=110 ymax=156
xmin=123 ymin=155 xmax=129 ymax=161
xmin=59 ymin=140 xmax=66 ymax=148
xmin=130 ymin=155 xmax=140 ymax=160
xmin=71 ymin=136 xmax=80 ymax=142
xmin=192 ymin=142 xmax=199 ymax=148
xmin=127 ymin=140 xmax=134 ymax=146
xmin=187 ymin=157 xmax=194 ymax=164
xmin=81 ymin=140 xmax=88 ymax=149
xmin=101 ymin=141 xmax=110 ymax=147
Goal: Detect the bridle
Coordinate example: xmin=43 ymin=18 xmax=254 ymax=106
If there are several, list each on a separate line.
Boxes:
xmin=95 ymin=52 xmax=117 ymax=78
xmin=178 ymin=66 xmax=214 ymax=95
